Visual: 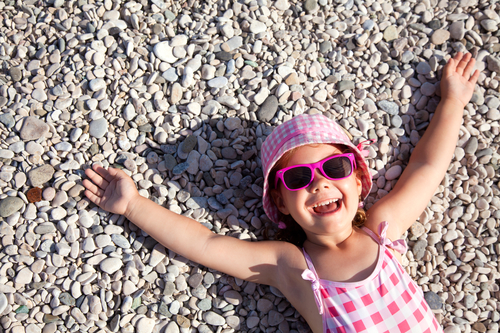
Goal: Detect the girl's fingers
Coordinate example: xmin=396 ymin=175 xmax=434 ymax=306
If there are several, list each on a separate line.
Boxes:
xmin=92 ymin=164 xmax=114 ymax=183
xmin=82 ymin=179 xmax=105 ymax=197
xmin=463 ymin=57 xmax=476 ymax=78
xmin=455 ymin=52 xmax=470 ymax=75
xmin=469 ymin=69 xmax=480 ymax=85
xmin=85 ymin=167 xmax=110 ymax=190
xmin=84 ymin=190 xmax=102 ymax=206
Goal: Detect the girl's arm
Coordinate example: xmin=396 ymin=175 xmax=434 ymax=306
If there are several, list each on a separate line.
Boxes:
xmin=366 ymin=52 xmax=480 ymax=240
xmin=83 ymin=164 xmax=290 ymax=286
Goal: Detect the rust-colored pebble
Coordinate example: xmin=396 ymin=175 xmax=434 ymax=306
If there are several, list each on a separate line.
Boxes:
xmin=27 ymin=187 xmax=43 ymax=203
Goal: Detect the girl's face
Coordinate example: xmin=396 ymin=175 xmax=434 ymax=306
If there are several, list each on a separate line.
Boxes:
xmin=271 ymin=144 xmax=363 ymax=237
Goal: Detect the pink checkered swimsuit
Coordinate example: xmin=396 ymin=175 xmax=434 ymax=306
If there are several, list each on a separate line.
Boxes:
xmin=301 ymin=221 xmax=443 ymax=333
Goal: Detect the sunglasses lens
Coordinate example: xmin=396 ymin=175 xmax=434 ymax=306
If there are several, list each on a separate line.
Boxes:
xmin=283 ymin=167 xmax=312 ymax=190
xmin=323 ymin=156 xmax=352 ymax=179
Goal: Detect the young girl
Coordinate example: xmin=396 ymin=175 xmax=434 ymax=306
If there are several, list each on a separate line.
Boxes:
xmin=83 ymin=52 xmax=479 ymax=332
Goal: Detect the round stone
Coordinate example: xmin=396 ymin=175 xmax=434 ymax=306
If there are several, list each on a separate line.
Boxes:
xmin=100 ymin=258 xmax=123 ymax=274
xmin=88 ymin=78 xmax=106 ymax=91
xmin=424 ymin=291 xmax=443 ymax=310
xmin=203 ymin=311 xmax=225 ymax=326
xmin=0 ymin=197 xmax=24 ymax=217
xmin=89 ymin=118 xmax=108 ymax=138
xmin=136 ymin=318 xmax=155 ymax=333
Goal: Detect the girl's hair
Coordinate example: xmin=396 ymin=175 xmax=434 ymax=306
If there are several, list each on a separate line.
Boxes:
xmin=265 ymin=144 xmax=367 ymax=247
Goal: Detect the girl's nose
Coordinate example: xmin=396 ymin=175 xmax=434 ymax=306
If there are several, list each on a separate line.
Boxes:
xmin=310 ymin=168 xmax=330 ymax=192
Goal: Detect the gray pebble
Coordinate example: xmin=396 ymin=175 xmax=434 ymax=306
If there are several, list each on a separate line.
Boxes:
xmin=257 ymin=96 xmax=278 ymax=122
xmin=377 ymin=100 xmax=399 ymax=115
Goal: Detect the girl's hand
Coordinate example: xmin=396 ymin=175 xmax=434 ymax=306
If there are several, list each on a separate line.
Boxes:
xmin=440 ymin=52 xmax=480 ymax=108
xmin=83 ymin=164 xmax=139 ymax=218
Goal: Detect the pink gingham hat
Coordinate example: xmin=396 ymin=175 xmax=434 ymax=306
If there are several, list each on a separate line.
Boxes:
xmin=261 ymin=114 xmax=373 ymax=224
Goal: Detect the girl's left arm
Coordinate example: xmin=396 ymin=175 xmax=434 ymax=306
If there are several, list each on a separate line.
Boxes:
xmin=366 ymin=52 xmax=480 ymax=240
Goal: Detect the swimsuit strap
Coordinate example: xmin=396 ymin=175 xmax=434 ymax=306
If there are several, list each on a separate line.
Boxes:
xmin=301 ymin=249 xmax=325 ymax=315
xmin=362 ymin=221 xmax=408 ymax=254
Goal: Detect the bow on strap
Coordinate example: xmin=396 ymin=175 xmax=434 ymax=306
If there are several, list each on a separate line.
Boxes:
xmin=377 ymin=221 xmax=408 ymax=254
xmin=356 ymin=139 xmax=376 ymax=157
xmin=301 ymin=269 xmax=324 ymax=315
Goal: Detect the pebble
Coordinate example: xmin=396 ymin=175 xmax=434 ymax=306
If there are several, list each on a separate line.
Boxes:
xmin=0 ymin=197 xmax=24 ymax=217
xmin=203 ymin=311 xmax=225 ymax=326
xmin=136 ymin=318 xmax=155 ymax=333
xmin=20 ymin=116 xmax=49 ymax=141
xmin=100 ymin=258 xmax=123 ymax=274
xmin=154 ymin=42 xmax=177 ymax=63
xmin=28 ymin=165 xmax=55 ymax=187
xmin=89 ymin=118 xmax=108 ymax=138
xmin=257 ymin=96 xmax=278 ymax=122
xmin=0 ymin=292 xmax=7 ymax=314
xmin=424 ymin=291 xmax=443 ymax=310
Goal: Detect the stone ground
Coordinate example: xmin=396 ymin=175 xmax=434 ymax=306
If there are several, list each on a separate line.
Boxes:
xmin=0 ymin=0 xmax=499 ymax=333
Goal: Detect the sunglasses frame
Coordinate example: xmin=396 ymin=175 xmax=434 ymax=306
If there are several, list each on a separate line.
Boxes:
xmin=274 ymin=153 xmax=357 ymax=191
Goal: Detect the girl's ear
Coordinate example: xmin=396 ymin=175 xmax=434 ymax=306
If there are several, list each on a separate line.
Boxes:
xmin=270 ymin=189 xmax=290 ymax=215
xmin=356 ymin=173 xmax=363 ymax=197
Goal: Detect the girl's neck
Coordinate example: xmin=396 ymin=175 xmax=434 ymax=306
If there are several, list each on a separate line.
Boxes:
xmin=304 ymin=225 xmax=358 ymax=251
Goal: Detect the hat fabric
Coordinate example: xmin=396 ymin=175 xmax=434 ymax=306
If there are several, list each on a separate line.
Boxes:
xmin=261 ymin=114 xmax=373 ymax=224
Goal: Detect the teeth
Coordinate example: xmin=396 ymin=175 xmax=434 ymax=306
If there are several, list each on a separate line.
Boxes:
xmin=312 ymin=199 xmax=339 ymax=208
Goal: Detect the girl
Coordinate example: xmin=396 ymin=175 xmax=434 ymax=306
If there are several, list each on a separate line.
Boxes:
xmin=83 ymin=52 xmax=479 ymax=332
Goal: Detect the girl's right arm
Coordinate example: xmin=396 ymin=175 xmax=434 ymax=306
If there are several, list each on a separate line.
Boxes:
xmin=83 ymin=164 xmax=291 ymax=286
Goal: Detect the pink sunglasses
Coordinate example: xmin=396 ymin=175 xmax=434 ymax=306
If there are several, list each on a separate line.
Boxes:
xmin=274 ymin=153 xmax=357 ymax=191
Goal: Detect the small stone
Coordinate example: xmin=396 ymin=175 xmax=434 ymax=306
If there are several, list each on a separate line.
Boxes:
xmin=224 ymin=290 xmax=243 ymax=305
xmin=420 ymin=82 xmax=436 ymax=96
xmin=88 ymin=78 xmax=106 ymax=91
xmin=304 ymin=0 xmax=318 ymax=12
xmin=424 ymin=291 xmax=443 ymax=310
xmin=416 ymin=62 xmax=432 ymax=75
xmin=154 ymin=42 xmax=177 ymax=63
xmin=257 ymin=96 xmax=278 ymax=122
xmin=203 ymin=311 xmax=225 ymax=326
xmin=338 ymin=80 xmax=355 ymax=91
xmin=0 ymin=292 xmax=7 ymax=314
xmin=149 ymin=243 xmax=166 ymax=267
xmin=377 ymin=100 xmax=399 ymax=115
xmin=136 ymin=318 xmax=155 ymax=333
xmin=486 ymin=56 xmax=500 ymax=75
xmin=465 ymin=137 xmax=478 ymax=154
xmin=15 ymin=267 xmax=33 ymax=285
xmin=385 ymin=165 xmax=402 ymax=180
xmin=163 ymin=68 xmax=179 ymax=82
xmin=100 ymin=258 xmax=123 ymax=274
xmin=170 ymin=83 xmax=183 ymax=104
xmin=224 ymin=117 xmax=241 ymax=131
xmin=207 ymin=77 xmax=228 ymax=88
xmin=384 ymin=26 xmax=398 ymax=42
xmin=89 ymin=118 xmax=108 ymax=138
xmin=20 ymin=116 xmax=49 ymax=141
xmin=430 ymin=29 xmax=450 ymax=45
xmin=26 ymin=188 xmax=42 ymax=203
xmin=0 ymin=113 xmax=15 ymax=128
xmin=28 ymin=165 xmax=55 ymax=187
xmin=450 ymin=21 xmax=465 ymax=40
xmin=59 ymin=293 xmax=76 ymax=306
xmin=250 ymin=21 xmax=267 ymax=34
xmin=481 ymin=19 xmax=498 ymax=32
xmin=182 ymin=135 xmax=197 ymax=153
xmin=9 ymin=67 xmax=22 ymax=82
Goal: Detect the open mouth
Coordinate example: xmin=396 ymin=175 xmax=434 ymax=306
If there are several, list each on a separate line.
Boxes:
xmin=311 ymin=198 xmax=342 ymax=215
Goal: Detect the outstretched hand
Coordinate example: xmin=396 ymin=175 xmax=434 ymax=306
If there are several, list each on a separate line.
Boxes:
xmin=83 ymin=164 xmax=139 ymax=218
xmin=440 ymin=51 xmax=480 ymax=108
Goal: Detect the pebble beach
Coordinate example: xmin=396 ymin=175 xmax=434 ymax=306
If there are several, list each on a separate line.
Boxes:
xmin=0 ymin=0 xmax=499 ymax=332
